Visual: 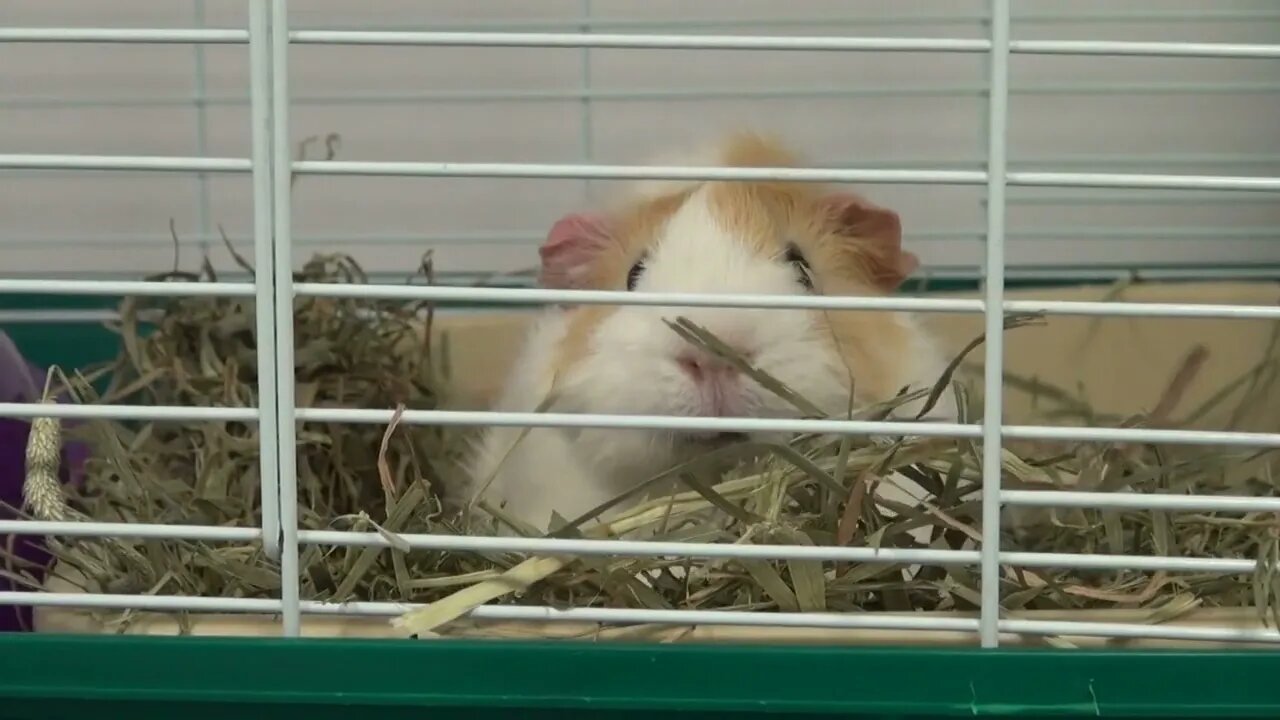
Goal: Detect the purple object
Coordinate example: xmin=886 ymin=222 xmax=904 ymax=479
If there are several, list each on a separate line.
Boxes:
xmin=0 ymin=330 xmax=89 ymax=632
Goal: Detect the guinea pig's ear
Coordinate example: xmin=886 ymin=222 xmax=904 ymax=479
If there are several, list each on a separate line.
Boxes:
xmin=538 ymin=212 xmax=615 ymax=289
xmin=819 ymin=192 xmax=919 ymax=292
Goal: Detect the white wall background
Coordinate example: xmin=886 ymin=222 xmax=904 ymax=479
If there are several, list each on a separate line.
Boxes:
xmin=2 ymin=1 xmax=1278 ymax=283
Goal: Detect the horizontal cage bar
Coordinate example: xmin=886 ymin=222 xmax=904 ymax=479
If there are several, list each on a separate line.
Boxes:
xmin=0 ymin=28 xmax=248 ymax=43
xmin=0 ymin=592 xmax=983 ymax=633
xmin=295 ymin=284 xmax=984 ymax=312
xmin=0 ymin=154 xmax=250 ymax=173
xmin=1001 ymin=552 xmax=1255 ymax=574
xmin=0 ymin=592 xmax=280 ymax=613
xmin=9 ymin=9 xmax=1280 ymax=46
xmin=287 ymin=30 xmax=991 ymax=53
xmin=8 ymin=227 xmax=1279 ymax=251
xmin=0 ymin=279 xmax=255 ymax=297
xmin=7 ymin=81 xmax=1280 ymax=111
xmin=0 ymin=521 xmax=261 ymax=543
xmin=0 ymin=520 xmax=1261 ymax=574
xmin=1000 ymin=299 xmax=1280 ymax=320
xmin=293 ymin=161 xmax=1280 ymax=191
xmin=4 ymin=265 xmax=1279 ymax=296
xmin=1003 ymin=490 xmax=1280 ymax=513
xmin=294 ymin=32 xmax=1280 ymax=60
xmin=292 ymin=409 xmax=1280 ymax=450
xmin=291 ymin=160 xmax=985 ymax=184
xmin=4 ymin=28 xmax=1277 ymax=61
xmin=0 ymin=403 xmax=257 ymax=422
xmin=998 ymin=618 xmax=1280 ymax=644
xmin=1010 ymin=39 xmax=1280 ymax=59
xmin=5 ymin=593 xmax=1278 ymax=644
xmin=294 ymin=283 xmax=1280 ymax=321
xmin=1008 ymin=171 xmax=1280 ymax=192
xmin=307 ymin=10 xmax=1280 ymax=31
xmin=3 ymin=403 xmax=1278 ymax=449
xmin=6 ymin=155 xmax=1277 ymax=194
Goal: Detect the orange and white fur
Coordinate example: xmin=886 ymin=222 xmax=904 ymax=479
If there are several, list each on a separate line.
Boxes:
xmin=460 ymin=132 xmax=956 ymax=534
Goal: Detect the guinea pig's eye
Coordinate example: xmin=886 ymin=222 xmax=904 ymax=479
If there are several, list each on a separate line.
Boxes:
xmin=626 ymin=259 xmax=646 ymax=291
xmin=784 ymin=245 xmax=814 ymax=290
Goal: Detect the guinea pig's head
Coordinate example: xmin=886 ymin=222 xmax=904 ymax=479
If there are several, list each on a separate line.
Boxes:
xmin=537 ymin=135 xmax=943 ymax=451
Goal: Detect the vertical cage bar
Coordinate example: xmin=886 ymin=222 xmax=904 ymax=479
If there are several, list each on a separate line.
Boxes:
xmin=192 ymin=0 xmax=213 ymax=256
xmin=578 ymin=0 xmax=595 ymax=204
xmin=963 ymin=3 xmax=992 ymax=302
xmin=270 ymin=0 xmax=301 ymax=637
xmin=978 ymin=0 xmax=1011 ymax=649
xmin=248 ymin=0 xmax=281 ymax=561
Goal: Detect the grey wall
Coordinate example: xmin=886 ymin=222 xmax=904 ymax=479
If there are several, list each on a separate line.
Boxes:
xmin=3 ymin=0 xmax=1278 ymax=281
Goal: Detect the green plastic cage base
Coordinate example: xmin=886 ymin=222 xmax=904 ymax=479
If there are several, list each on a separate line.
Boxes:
xmin=1 ymin=634 xmax=1280 ymax=718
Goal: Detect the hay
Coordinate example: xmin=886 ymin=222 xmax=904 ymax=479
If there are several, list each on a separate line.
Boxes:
xmin=9 ymin=237 xmax=1280 ymax=639
xmin=396 ymin=313 xmax=1280 ymax=637
xmin=6 ymin=250 xmax=467 ymax=624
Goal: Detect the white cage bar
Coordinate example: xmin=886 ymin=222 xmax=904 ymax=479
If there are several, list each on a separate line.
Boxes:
xmin=248 ymin=0 xmax=281 ymax=561
xmin=7 ymin=82 xmax=1280 ymax=110
xmin=978 ymin=0 xmax=1011 ymax=649
xmin=0 ymin=519 xmax=1270 ymax=574
xmin=5 ymin=25 xmax=1279 ymax=60
xmin=1 ymin=0 xmax=1279 ymax=648
xmin=269 ymin=0 xmax=303 ymax=637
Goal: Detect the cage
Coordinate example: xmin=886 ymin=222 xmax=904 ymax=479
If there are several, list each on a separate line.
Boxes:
xmin=2 ymin=1 xmax=1280 ymax=717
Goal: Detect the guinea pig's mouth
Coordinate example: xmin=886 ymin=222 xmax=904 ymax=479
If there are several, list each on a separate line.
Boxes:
xmin=678 ymin=430 xmax=750 ymax=447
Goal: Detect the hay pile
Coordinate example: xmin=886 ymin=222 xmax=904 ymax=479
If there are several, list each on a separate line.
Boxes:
xmin=13 ymin=251 xmax=465 ymax=610
xmin=13 ymin=256 xmax=1280 ymax=640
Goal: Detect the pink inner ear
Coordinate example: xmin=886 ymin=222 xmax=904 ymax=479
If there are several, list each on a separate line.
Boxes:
xmin=897 ymin=250 xmax=920 ymax=278
xmin=537 ymin=212 xmax=614 ymax=290
xmin=819 ymin=192 xmax=917 ymax=291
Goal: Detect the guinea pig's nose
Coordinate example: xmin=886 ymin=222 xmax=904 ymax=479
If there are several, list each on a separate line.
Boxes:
xmin=676 ymin=354 xmax=705 ymax=381
xmin=676 ymin=352 xmax=742 ymax=383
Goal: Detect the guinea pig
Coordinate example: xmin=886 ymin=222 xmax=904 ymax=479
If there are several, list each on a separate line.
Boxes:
xmin=458 ymin=132 xmax=956 ymax=535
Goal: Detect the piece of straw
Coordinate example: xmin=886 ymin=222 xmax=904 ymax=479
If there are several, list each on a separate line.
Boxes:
xmin=23 ymin=370 xmax=69 ymax=522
